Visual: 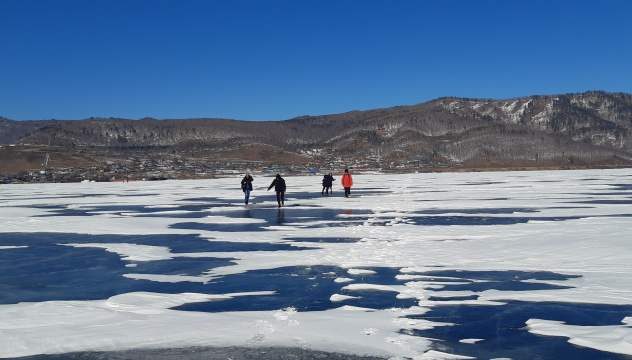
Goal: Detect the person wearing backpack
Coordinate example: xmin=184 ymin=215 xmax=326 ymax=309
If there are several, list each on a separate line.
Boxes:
xmin=241 ymin=173 xmax=254 ymax=205
xmin=267 ymin=174 xmax=287 ymax=207
xmin=341 ymin=168 xmax=353 ymax=198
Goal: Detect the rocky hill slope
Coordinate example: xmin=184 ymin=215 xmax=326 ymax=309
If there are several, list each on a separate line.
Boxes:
xmin=2 ymin=91 xmax=632 ymax=175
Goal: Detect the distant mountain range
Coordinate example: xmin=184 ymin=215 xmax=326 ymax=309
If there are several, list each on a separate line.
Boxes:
xmin=2 ymin=90 xmax=632 ymax=174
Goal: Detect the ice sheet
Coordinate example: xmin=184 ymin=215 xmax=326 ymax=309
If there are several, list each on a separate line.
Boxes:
xmin=2 ymin=170 xmax=632 ymax=359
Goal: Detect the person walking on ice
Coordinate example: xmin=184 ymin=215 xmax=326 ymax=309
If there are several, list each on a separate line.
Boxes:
xmin=267 ymin=174 xmax=287 ymax=207
xmin=341 ymin=168 xmax=353 ymax=198
xmin=322 ymin=172 xmax=335 ymax=195
xmin=241 ymin=173 xmax=254 ymax=205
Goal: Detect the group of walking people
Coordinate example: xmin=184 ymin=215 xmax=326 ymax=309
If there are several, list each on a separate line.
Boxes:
xmin=240 ymin=169 xmax=353 ymax=207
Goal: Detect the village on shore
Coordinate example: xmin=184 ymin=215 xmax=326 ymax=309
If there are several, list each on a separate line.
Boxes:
xmin=3 ymin=143 xmax=630 ymax=185
xmin=0 ymin=157 xmax=394 ymax=184
xmin=3 ymin=158 xmax=628 ymax=185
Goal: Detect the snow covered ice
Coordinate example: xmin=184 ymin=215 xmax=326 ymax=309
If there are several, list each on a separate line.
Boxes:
xmin=1 ymin=169 xmax=632 ymax=359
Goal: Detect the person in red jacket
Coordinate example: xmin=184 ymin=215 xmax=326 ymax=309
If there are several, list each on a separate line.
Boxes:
xmin=341 ymin=168 xmax=353 ymax=198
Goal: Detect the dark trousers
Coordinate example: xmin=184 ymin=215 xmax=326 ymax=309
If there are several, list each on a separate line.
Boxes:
xmin=276 ymin=191 xmax=285 ymax=206
xmin=344 ymin=187 xmax=351 ymax=197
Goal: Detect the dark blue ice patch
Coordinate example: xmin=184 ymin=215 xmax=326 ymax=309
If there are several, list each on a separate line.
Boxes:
xmin=26 ymin=194 xmax=254 ymax=218
xmin=173 ymin=266 xmax=416 ymax=313
xmin=427 ymin=294 xmax=479 ymax=301
xmin=0 ymin=243 xmax=236 ymax=304
xmin=574 ymin=199 xmax=632 ymax=205
xmin=410 ymin=270 xmax=580 ymax=292
xmin=8 ymin=193 xmax=113 ymax=202
xmin=422 ymin=269 xmax=581 ymax=281
xmin=463 ymin=181 xmax=507 ymax=185
xmin=0 ymin=232 xmax=308 ymax=254
xmin=535 ymin=179 xmax=563 ymax=183
xmin=171 ymin=220 xmax=272 ymax=232
xmin=609 ymin=183 xmax=632 ymax=191
xmin=182 ymin=197 xmax=227 ymax=202
xmin=403 ymin=301 xmax=632 ymax=360
xmin=33 ymin=203 xmax=227 ymax=218
xmin=170 ymin=208 xmax=373 ymax=231
xmin=170 ymin=206 xmax=585 ymax=230
xmin=582 ymin=193 xmax=632 ymax=198
xmin=0 ymin=243 xmax=131 ymax=304
xmin=131 ymin=257 xmax=235 ymax=276
xmin=0 ymin=232 xmax=312 ymax=304
xmin=0 ymin=246 xmax=234 ymax=304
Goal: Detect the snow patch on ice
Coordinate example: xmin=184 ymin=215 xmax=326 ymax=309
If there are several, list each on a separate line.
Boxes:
xmin=526 ymin=318 xmax=632 ymax=355
xmin=62 ymin=243 xmax=173 ymax=262
xmin=331 ymin=294 xmax=361 ymax=302
xmin=459 ymin=338 xmax=485 ymax=344
xmin=347 ymin=268 xmax=377 ymax=275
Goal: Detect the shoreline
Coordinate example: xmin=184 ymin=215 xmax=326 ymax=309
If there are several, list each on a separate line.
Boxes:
xmin=16 ymin=346 xmax=388 ymax=360
xmin=2 ymin=164 xmax=631 ymax=184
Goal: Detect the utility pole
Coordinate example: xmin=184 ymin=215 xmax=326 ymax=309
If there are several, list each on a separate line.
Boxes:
xmin=41 ymin=153 xmax=51 ymax=181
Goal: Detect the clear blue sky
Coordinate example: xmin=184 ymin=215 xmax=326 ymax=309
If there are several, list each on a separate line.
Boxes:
xmin=1 ymin=0 xmax=631 ymax=121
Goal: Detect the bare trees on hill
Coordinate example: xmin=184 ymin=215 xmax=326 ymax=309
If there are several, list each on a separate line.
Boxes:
xmin=2 ymin=91 xmax=632 ymax=170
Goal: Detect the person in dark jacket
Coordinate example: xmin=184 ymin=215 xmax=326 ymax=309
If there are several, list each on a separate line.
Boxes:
xmin=241 ymin=173 xmax=254 ymax=205
xmin=322 ymin=173 xmax=335 ymax=195
xmin=267 ymin=174 xmax=287 ymax=207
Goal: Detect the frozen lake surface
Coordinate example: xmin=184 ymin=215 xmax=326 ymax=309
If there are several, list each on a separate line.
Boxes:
xmin=2 ymin=169 xmax=632 ymax=359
